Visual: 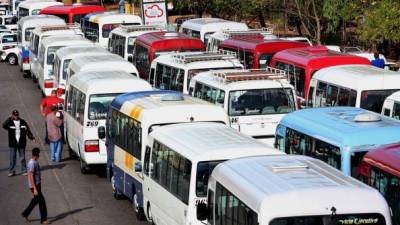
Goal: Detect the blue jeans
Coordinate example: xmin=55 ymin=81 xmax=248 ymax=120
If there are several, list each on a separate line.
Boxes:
xmin=50 ymin=140 xmax=63 ymax=162
xmin=9 ymin=147 xmax=27 ymax=173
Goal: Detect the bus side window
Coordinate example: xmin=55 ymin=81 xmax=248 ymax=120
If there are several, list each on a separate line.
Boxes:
xmin=307 ymin=86 xmax=314 ymax=107
xmin=392 ymin=102 xmax=400 ymax=120
xmin=149 ymin=68 xmax=155 ymax=85
xmin=144 ymin=145 xmax=151 ymax=176
xmin=383 ymin=108 xmax=391 ymax=117
xmin=208 ymin=189 xmax=214 ymax=223
xmin=275 ymin=135 xmax=285 ymax=151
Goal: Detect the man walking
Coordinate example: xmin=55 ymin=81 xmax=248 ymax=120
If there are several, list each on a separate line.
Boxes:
xmin=22 ymin=148 xmax=51 ymax=224
xmin=46 ymin=105 xmax=63 ymax=162
xmin=3 ymin=110 xmax=35 ymax=177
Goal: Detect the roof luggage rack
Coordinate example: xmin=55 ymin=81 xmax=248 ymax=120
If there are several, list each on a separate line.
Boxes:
xmin=120 ymin=25 xmax=161 ymax=33
xmin=212 ymin=67 xmax=287 ymax=83
xmin=39 ymin=23 xmax=81 ymax=32
xmin=173 ymin=50 xmax=238 ymax=64
xmin=222 ymin=27 xmax=274 ymax=38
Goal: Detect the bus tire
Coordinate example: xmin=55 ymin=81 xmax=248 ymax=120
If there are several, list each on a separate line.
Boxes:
xmin=111 ymin=175 xmax=122 ymax=200
xmin=134 ymin=194 xmax=145 ymax=220
xmin=147 ymin=202 xmax=155 ymax=225
xmin=79 ymin=156 xmax=88 ymax=174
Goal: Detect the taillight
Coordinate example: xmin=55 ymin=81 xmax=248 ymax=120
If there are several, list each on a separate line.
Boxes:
xmin=57 ymin=87 xmax=65 ymax=96
xmin=44 ymin=80 xmax=54 ymax=88
xmin=23 ymin=57 xmax=29 ymax=64
xmin=85 ymin=140 xmax=99 ymax=152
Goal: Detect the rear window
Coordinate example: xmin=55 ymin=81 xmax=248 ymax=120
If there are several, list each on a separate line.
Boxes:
xmin=88 ymin=93 xmax=121 ymax=120
xmin=2 ymin=34 xmax=17 ymax=43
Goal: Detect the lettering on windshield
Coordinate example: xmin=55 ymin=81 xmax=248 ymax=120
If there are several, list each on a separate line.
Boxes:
xmin=338 ymin=218 xmax=379 ymax=225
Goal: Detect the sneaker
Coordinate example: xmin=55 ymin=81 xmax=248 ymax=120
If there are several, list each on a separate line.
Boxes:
xmin=41 ymin=220 xmax=51 ymax=224
xmin=21 ymin=214 xmax=30 ymax=223
xmin=8 ymin=172 xmax=15 ymax=177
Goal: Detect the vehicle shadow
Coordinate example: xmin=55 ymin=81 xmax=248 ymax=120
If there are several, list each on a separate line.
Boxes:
xmin=41 ymin=163 xmax=66 ymax=171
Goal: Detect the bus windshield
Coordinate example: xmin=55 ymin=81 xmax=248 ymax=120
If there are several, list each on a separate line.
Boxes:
xmin=89 ymin=93 xmax=121 ymax=120
xmin=360 ymin=90 xmax=399 ymax=113
xmin=228 ymin=88 xmax=295 ymax=116
xmin=270 ymin=213 xmax=385 ymax=225
xmin=84 ymin=22 xmax=99 ymax=42
xmin=2 ymin=34 xmax=17 ymax=43
xmin=196 ymin=160 xmax=225 ymax=197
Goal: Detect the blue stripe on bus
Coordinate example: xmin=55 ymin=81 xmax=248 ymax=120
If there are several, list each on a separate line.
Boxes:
xmin=113 ymin=164 xmax=144 ymax=206
xmin=111 ymin=90 xmax=180 ymax=110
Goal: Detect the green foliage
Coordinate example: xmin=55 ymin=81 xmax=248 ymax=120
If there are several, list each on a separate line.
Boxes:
xmin=323 ymin=0 xmax=363 ymax=31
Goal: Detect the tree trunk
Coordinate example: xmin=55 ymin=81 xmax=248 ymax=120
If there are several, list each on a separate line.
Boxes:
xmin=258 ymin=9 xmax=266 ymax=27
xmin=311 ymin=0 xmax=321 ymax=44
xmin=294 ymin=0 xmax=312 ymax=37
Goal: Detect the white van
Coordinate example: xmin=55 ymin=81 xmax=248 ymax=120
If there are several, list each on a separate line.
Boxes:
xmin=0 ymin=32 xmax=17 ymax=51
xmin=0 ymin=15 xmax=18 ymax=31
xmin=65 ymin=70 xmax=152 ymax=173
xmin=196 ymin=155 xmax=392 ymax=225
xmin=67 ymin=54 xmax=139 ymax=83
xmin=308 ymin=64 xmax=400 ymax=113
xmin=108 ymin=25 xmax=162 ymax=62
xmin=82 ymin=12 xmax=142 ymax=48
xmin=30 ymin=24 xmax=83 ymax=82
xmin=382 ymin=91 xmax=400 ymax=120
xmin=17 ymin=15 xmax=65 ymax=74
xmin=142 ymin=122 xmax=283 ymax=225
xmin=180 ymin=18 xmax=248 ymax=46
xmin=189 ymin=68 xmax=297 ymax=145
xmin=149 ymin=51 xmax=243 ymax=94
xmin=17 ymin=1 xmax=62 ymax=20
xmin=53 ymin=45 xmax=108 ymax=99
xmin=36 ymin=35 xmax=91 ymax=96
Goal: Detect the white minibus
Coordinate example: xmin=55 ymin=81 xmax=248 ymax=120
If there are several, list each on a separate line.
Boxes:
xmin=17 ymin=15 xmax=65 ymax=74
xmin=307 ymin=64 xmax=400 ymax=113
xmin=67 ymin=53 xmax=139 ymax=82
xmin=108 ymin=25 xmax=162 ymax=62
xmin=106 ymin=90 xmax=230 ymax=219
xmin=382 ymin=91 xmax=400 ymax=120
xmin=30 ymin=24 xmax=83 ymax=82
xmin=0 ymin=15 xmax=18 ymax=31
xmin=17 ymin=1 xmax=62 ymax=20
xmin=196 ymin=155 xmax=392 ymax=225
xmin=180 ymin=18 xmax=248 ymax=46
xmin=65 ymin=70 xmax=152 ymax=173
xmin=142 ymin=122 xmax=283 ymax=225
xmin=36 ymin=35 xmax=91 ymax=96
xmin=82 ymin=12 xmax=142 ymax=48
xmin=149 ymin=51 xmax=243 ymax=94
xmin=53 ymin=45 xmax=108 ymax=99
xmin=189 ymin=68 xmax=297 ymax=145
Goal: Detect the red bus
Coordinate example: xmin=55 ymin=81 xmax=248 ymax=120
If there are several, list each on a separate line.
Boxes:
xmin=40 ymin=5 xmax=106 ymax=24
xmin=359 ymin=144 xmax=400 ymax=225
xmin=218 ymin=36 xmax=309 ymax=70
xmin=134 ymin=31 xmax=205 ymax=80
xmin=270 ymin=46 xmax=370 ymax=100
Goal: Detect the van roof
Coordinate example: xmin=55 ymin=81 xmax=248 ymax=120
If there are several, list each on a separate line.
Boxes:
xmin=220 ymin=37 xmax=309 ymax=53
xmin=278 ymin=107 xmax=400 ymax=148
xmin=110 ymin=25 xmax=162 ymax=37
xmin=363 ymin=143 xmax=400 ymax=177
xmin=136 ymin=31 xmax=205 ymax=48
xmin=18 ymin=1 xmax=61 ymax=9
xmin=385 ymin=90 xmax=400 ymax=102
xmin=88 ymin=13 xmax=142 ymax=24
xmin=181 ymin=18 xmax=248 ymax=32
xmin=212 ymin=155 xmax=387 ymax=217
xmin=69 ymin=53 xmax=138 ymax=74
xmin=313 ymin=64 xmax=400 ymax=91
xmin=150 ymin=122 xmax=282 ymax=162
xmin=18 ymin=15 xmax=65 ymax=27
xmin=55 ymin=45 xmax=106 ymax=59
xmin=68 ymin=70 xmax=151 ymax=94
xmin=39 ymin=5 xmax=106 ymax=14
xmin=40 ymin=35 xmax=89 ymax=47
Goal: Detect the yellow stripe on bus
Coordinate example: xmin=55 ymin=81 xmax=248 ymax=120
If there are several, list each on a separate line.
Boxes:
xmin=125 ymin=152 xmax=134 ymax=171
xmin=130 ymin=106 xmax=143 ymax=120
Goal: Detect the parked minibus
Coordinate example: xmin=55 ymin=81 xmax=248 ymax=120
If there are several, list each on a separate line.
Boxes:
xmin=207 ymin=28 xmax=276 ymax=52
xmin=382 ymin=91 xmax=400 ymax=120
xmin=359 ymin=143 xmax=400 ymax=225
xmin=219 ymin=36 xmax=309 ymax=70
xmin=30 ymin=24 xmax=83 ymax=82
xmin=36 ymin=35 xmax=90 ymax=96
xmin=275 ymin=107 xmax=400 ymax=177
xmin=189 ymin=68 xmax=296 ymax=145
xmin=53 ymin=45 xmax=108 ymax=98
xmin=196 ymin=155 xmax=392 ymax=225
xmin=39 ymin=5 xmax=106 ymax=24
xmin=65 ymin=71 xmax=152 ymax=173
xmin=142 ymin=122 xmax=283 ymax=225
xmin=17 ymin=15 xmax=65 ymax=74
xmin=17 ymin=1 xmax=62 ymax=20
xmin=67 ymin=54 xmax=139 ymax=83
xmin=0 ymin=15 xmax=18 ymax=31
xmin=308 ymin=65 xmax=400 ymax=113
xmin=0 ymin=32 xmax=17 ymax=50
xmin=108 ymin=25 xmax=161 ymax=62
xmin=134 ymin=31 xmax=205 ymax=80
xmin=180 ymin=18 xmax=248 ymax=46
xmin=149 ymin=51 xmax=243 ymax=94
xmin=82 ymin=12 xmax=142 ymax=48
xmin=106 ymin=90 xmax=230 ymax=219
xmin=270 ymin=46 xmax=371 ymax=101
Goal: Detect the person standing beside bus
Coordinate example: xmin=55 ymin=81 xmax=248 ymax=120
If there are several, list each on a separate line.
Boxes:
xmin=371 ymin=52 xmax=385 ymax=69
xmin=46 ymin=106 xmax=63 ymax=162
xmin=40 ymin=90 xmax=63 ymax=144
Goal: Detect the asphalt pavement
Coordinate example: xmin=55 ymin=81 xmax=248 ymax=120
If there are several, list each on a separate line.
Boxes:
xmin=0 ymin=62 xmax=148 ymax=225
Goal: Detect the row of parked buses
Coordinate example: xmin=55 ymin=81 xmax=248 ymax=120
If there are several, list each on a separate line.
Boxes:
xmin=1 ymin=7 xmax=400 ymax=225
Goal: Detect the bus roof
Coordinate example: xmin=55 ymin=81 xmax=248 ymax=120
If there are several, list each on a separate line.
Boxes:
xmin=363 ymin=143 xmax=400 ymax=177
xmin=385 ymin=90 xmax=400 ymax=102
xmin=68 ymin=70 xmax=151 ymax=94
xmin=31 ymin=24 xmax=82 ymax=36
xmin=220 ymin=36 xmax=309 ymax=53
xmin=212 ymin=155 xmax=388 ymax=217
xmin=41 ymin=34 xmax=89 ymax=47
xmin=18 ymin=1 xmax=61 ymax=10
xmin=149 ymin=122 xmax=282 ymax=162
xmin=271 ymin=46 xmax=370 ymax=69
xmin=88 ymin=12 xmax=142 ymax=24
xmin=136 ymin=31 xmax=205 ymax=50
xmin=111 ymin=90 xmax=229 ymax=124
xmin=18 ymin=15 xmax=65 ymax=27
xmin=69 ymin=53 xmax=138 ymax=74
xmin=55 ymin=45 xmax=106 ymax=60
xmin=313 ymin=64 xmax=400 ymax=91
xmin=180 ymin=18 xmax=248 ymax=33
xmin=40 ymin=5 xmax=106 ymax=14
xmin=110 ymin=25 xmax=162 ymax=37
xmin=279 ymin=107 xmax=400 ymax=149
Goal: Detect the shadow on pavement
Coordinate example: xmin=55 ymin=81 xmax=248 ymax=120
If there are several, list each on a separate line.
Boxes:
xmin=29 ymin=206 xmax=93 ymax=223
xmin=41 ymin=163 xmax=66 ymax=171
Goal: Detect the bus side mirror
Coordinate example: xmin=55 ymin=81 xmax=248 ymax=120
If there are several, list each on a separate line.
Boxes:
xmin=196 ymin=202 xmax=208 ymax=221
xmin=128 ymin=54 xmax=133 ymax=63
xmin=98 ymin=126 xmax=106 ymax=139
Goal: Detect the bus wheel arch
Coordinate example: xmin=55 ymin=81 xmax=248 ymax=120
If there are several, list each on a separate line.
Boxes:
xmin=134 ymin=193 xmax=145 ymax=220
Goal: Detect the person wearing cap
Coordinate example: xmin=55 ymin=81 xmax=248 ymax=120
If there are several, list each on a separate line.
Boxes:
xmin=2 ymin=110 xmax=36 ymax=177
xmin=40 ymin=90 xmax=63 ymax=144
